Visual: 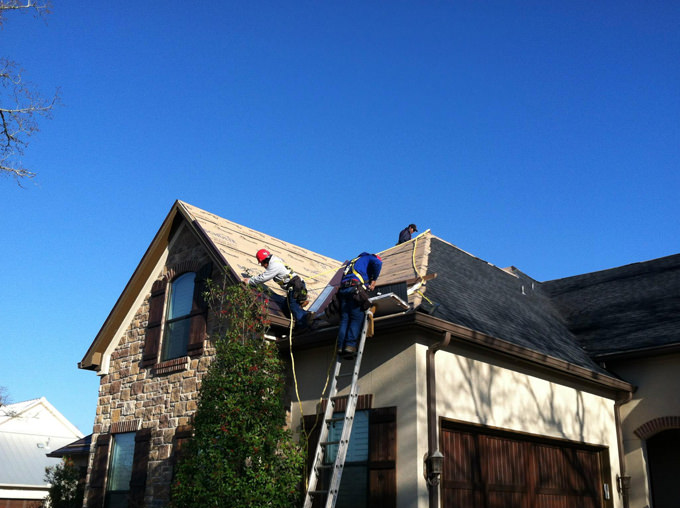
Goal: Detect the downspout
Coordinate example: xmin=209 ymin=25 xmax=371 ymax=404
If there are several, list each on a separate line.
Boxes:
xmin=614 ymin=390 xmax=634 ymax=508
xmin=426 ymin=331 xmax=451 ymax=508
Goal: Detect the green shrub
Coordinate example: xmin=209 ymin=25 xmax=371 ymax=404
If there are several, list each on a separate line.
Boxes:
xmin=171 ymin=282 xmax=304 ymax=507
xmin=43 ymin=457 xmax=84 ymax=508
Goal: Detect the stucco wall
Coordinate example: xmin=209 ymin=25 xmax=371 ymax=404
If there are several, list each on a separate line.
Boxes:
xmin=608 ymin=353 xmax=680 ymax=508
xmin=291 ymin=332 xmax=624 ymax=508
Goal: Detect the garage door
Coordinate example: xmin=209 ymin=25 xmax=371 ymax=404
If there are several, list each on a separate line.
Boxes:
xmin=441 ymin=423 xmax=612 ymax=508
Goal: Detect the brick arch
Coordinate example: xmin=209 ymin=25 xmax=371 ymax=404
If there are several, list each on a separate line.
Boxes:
xmin=163 ymin=260 xmax=204 ymax=282
xmin=634 ymin=416 xmax=680 ymax=440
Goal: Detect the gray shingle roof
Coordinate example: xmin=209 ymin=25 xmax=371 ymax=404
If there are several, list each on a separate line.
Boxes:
xmin=422 ymin=237 xmax=609 ymax=373
xmin=542 ymin=253 xmax=680 ymax=357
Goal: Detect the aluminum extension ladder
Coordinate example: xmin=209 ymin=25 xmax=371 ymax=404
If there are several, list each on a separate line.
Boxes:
xmin=303 ymin=309 xmax=372 ymax=508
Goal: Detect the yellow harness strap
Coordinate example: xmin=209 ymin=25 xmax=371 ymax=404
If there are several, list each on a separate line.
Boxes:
xmin=344 ymin=256 xmax=366 ymax=285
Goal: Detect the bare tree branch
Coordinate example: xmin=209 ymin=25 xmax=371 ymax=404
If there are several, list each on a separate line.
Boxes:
xmin=0 ymin=1 xmax=56 ymax=183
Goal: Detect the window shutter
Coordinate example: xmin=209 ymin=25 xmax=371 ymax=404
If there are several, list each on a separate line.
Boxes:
xmin=142 ymin=279 xmax=167 ymax=367
xmin=87 ymin=433 xmax=111 ymax=508
xmin=188 ymin=262 xmax=212 ymax=356
xmin=128 ymin=428 xmax=152 ymax=508
xmin=368 ymin=407 xmax=397 ymax=508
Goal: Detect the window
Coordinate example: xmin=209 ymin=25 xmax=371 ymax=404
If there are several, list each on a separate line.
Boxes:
xmin=304 ymin=405 xmax=396 ymax=508
xmin=142 ymin=262 xmax=211 ymax=369
xmin=105 ymin=432 xmax=135 ymax=508
xmin=325 ymin=411 xmax=369 ymax=508
xmin=161 ymin=272 xmax=196 ymax=361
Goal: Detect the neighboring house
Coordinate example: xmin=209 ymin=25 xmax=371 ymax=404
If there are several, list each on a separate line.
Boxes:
xmin=0 ymin=397 xmax=84 ymax=507
xmin=78 ymin=200 xmax=678 ymax=508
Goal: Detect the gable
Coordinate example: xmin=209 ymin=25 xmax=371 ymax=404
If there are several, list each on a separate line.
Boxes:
xmin=80 ymin=201 xmax=341 ymax=372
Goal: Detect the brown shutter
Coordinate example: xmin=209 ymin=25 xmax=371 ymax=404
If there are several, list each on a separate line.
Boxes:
xmin=128 ymin=428 xmax=152 ymax=508
xmin=87 ymin=433 xmax=111 ymax=508
xmin=368 ymin=407 xmax=397 ymax=508
xmin=142 ymin=279 xmax=167 ymax=367
xmin=188 ymin=263 xmax=212 ymax=356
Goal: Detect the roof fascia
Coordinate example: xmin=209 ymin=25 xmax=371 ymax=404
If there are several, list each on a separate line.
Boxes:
xmin=79 ymin=201 xmax=231 ymax=372
xmin=286 ymin=311 xmax=632 ymax=394
xmin=593 ymin=343 xmax=680 ymax=362
xmin=409 ymin=312 xmax=633 ymax=393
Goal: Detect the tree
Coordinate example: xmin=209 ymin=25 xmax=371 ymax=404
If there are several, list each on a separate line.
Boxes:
xmin=1 ymin=1 xmax=57 ymax=182
xmin=0 ymin=385 xmax=8 ymax=406
xmin=171 ymin=281 xmax=305 ymax=508
xmin=43 ymin=457 xmax=85 ymax=508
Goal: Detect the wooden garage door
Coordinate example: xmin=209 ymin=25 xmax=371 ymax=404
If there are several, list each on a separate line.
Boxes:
xmin=441 ymin=424 xmax=611 ymax=508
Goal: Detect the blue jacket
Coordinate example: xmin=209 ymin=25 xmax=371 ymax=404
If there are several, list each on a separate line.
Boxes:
xmin=341 ymin=252 xmax=382 ymax=286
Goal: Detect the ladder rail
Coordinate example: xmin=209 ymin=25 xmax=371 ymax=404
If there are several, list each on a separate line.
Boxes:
xmin=304 ymin=359 xmax=343 ymax=507
xmin=304 ymin=310 xmax=371 ymax=508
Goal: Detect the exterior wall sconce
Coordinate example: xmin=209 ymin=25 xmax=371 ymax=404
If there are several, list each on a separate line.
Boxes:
xmin=617 ymin=474 xmax=631 ymax=493
xmin=424 ymin=450 xmax=445 ymax=487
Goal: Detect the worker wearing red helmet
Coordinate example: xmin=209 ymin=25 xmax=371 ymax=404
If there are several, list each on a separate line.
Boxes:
xmin=244 ymin=249 xmax=312 ymax=329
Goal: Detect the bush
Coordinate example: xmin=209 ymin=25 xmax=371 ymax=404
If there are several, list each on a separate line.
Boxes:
xmin=171 ymin=282 xmax=304 ymax=507
xmin=43 ymin=457 xmax=84 ymax=508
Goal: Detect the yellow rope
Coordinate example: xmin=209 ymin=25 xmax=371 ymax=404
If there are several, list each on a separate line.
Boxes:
xmin=287 ymin=303 xmax=338 ymax=489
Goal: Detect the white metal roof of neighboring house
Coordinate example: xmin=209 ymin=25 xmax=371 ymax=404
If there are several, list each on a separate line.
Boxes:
xmin=0 ymin=431 xmax=75 ymax=487
xmin=0 ymin=398 xmax=84 ymax=495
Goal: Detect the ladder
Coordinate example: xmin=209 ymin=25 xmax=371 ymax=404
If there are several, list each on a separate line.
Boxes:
xmin=303 ymin=309 xmax=372 ymax=508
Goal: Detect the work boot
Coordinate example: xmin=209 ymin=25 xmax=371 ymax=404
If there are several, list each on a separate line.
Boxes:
xmin=342 ymin=345 xmax=357 ymax=359
xmin=305 ymin=312 xmax=316 ymax=329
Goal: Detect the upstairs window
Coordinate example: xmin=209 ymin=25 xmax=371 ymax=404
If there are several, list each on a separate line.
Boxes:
xmin=142 ymin=262 xmax=212 ymax=370
xmin=161 ymin=272 xmax=196 ymax=361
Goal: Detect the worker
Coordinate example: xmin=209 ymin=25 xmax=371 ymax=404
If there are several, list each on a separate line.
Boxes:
xmin=397 ymin=223 xmax=418 ymax=244
xmin=336 ymin=252 xmax=382 ymax=358
xmin=244 ymin=249 xmax=312 ymax=329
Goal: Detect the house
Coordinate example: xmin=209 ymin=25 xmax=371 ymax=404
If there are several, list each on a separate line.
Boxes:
xmin=78 ymin=200 xmax=679 ymax=508
xmin=0 ymin=397 xmax=84 ymax=507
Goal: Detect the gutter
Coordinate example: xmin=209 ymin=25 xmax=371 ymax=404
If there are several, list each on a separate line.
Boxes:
xmin=426 ymin=331 xmax=450 ymax=508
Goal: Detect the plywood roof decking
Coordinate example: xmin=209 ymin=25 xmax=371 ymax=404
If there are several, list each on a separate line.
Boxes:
xmin=180 ymin=201 xmax=341 ymax=301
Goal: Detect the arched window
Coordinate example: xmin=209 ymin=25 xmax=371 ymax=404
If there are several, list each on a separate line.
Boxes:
xmin=161 ymin=272 xmax=196 ymax=361
xmin=142 ymin=262 xmax=211 ymax=370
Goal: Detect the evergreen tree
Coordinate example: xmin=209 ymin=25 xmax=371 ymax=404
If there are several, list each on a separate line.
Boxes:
xmin=43 ymin=457 xmax=84 ymax=508
xmin=171 ymin=281 xmax=304 ymax=507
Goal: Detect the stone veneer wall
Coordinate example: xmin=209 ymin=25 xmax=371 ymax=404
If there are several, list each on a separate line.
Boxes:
xmin=84 ymin=226 xmax=218 ymax=508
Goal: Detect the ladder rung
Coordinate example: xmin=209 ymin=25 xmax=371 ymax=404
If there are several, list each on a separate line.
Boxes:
xmin=315 ymin=464 xmax=332 ymax=470
xmin=321 ymin=440 xmax=340 ymax=446
xmin=309 ymin=490 xmax=328 ymax=496
xmin=326 ymin=417 xmax=344 ymax=423
xmin=336 ymin=372 xmax=352 ymax=378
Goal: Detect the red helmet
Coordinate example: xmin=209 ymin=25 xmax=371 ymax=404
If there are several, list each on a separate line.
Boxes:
xmin=256 ymin=249 xmax=272 ymax=264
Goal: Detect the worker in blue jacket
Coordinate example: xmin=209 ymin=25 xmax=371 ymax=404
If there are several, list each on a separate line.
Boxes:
xmin=336 ymin=252 xmax=382 ymax=358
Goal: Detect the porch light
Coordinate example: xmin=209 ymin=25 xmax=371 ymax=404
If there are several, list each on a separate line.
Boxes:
xmin=617 ymin=474 xmax=631 ymax=493
xmin=425 ymin=449 xmax=445 ymax=487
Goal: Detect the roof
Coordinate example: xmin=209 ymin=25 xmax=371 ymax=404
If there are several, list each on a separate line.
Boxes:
xmin=384 ymin=234 xmax=611 ymax=375
xmin=542 ymin=253 xmax=680 ymax=358
xmin=81 ymin=200 xmax=341 ymax=370
xmin=0 ymin=432 xmax=76 ymax=487
xmin=47 ymin=434 xmax=92 ymax=458
xmin=0 ymin=398 xmax=83 ymax=489
xmin=180 ymin=202 xmax=341 ymax=302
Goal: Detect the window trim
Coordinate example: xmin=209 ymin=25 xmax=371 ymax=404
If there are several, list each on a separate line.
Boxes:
xmin=141 ymin=261 xmax=212 ymax=371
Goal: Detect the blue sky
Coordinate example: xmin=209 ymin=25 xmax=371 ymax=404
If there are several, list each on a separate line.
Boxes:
xmin=1 ymin=1 xmax=678 ymax=434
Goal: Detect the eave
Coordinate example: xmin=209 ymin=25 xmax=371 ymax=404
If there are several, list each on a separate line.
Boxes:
xmin=283 ymin=311 xmax=633 ymax=395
